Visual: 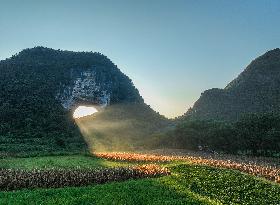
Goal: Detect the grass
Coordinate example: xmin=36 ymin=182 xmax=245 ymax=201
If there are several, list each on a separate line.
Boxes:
xmin=95 ymin=152 xmax=280 ymax=183
xmin=0 ymin=154 xmax=279 ymax=204
xmin=0 ymin=179 xmax=215 ymax=205
xmin=0 ymin=155 xmax=127 ymax=170
xmin=169 ymin=164 xmax=280 ymax=204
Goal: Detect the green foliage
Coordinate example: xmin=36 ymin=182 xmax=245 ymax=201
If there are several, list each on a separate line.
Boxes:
xmin=162 ymin=112 xmax=280 ymax=157
xmin=0 ymin=158 xmax=279 ymax=204
xmin=0 ymin=179 xmax=214 ymax=205
xmin=169 ymin=164 xmax=280 ymax=205
xmin=0 ymin=155 xmax=125 ymax=170
xmin=0 ymin=47 xmax=144 ymax=156
xmin=186 ymin=49 xmax=280 ymax=121
xmin=235 ymin=112 xmax=280 ymax=156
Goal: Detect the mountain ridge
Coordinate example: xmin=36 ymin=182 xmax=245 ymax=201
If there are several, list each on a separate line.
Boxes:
xmin=185 ymin=48 xmax=280 ymax=121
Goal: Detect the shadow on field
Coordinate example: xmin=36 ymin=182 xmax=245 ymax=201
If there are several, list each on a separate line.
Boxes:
xmin=0 ymin=177 xmax=214 ymax=205
xmin=0 ymin=163 xmax=279 ymax=204
xmin=165 ymin=164 xmax=280 ymax=205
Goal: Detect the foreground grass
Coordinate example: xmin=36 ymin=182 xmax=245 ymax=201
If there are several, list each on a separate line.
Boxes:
xmin=0 ymin=155 xmax=279 ymax=205
xmin=169 ymin=164 xmax=280 ymax=204
xmin=0 ymin=178 xmax=216 ymax=205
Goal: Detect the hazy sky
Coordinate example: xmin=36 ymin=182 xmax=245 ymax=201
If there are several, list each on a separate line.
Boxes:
xmin=1 ymin=0 xmax=280 ymax=118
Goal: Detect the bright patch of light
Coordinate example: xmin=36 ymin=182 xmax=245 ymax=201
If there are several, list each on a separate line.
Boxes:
xmin=73 ymin=106 xmax=98 ymax=118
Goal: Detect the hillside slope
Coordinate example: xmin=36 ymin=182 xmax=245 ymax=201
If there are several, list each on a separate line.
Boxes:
xmin=185 ymin=48 xmax=280 ymax=121
xmin=0 ymin=47 xmax=165 ymax=156
xmin=76 ymin=103 xmax=170 ymax=152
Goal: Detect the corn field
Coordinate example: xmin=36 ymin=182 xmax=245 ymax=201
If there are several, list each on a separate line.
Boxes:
xmin=0 ymin=165 xmax=170 ymax=191
xmin=95 ymin=152 xmax=280 ymax=183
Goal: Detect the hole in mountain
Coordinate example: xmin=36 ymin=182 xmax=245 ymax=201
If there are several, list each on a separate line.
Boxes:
xmin=73 ymin=106 xmax=98 ymax=119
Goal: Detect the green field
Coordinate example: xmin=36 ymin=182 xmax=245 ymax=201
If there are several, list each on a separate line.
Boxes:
xmin=0 ymin=155 xmax=127 ymax=170
xmin=0 ymin=155 xmax=279 ymax=205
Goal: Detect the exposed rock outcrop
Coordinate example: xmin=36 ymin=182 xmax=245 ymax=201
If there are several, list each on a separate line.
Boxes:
xmin=56 ymin=68 xmax=111 ymax=110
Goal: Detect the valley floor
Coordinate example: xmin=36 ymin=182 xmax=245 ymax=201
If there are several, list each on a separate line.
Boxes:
xmin=0 ymin=154 xmax=279 ymax=205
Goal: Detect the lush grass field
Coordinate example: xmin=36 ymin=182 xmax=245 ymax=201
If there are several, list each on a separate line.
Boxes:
xmin=0 ymin=155 xmax=125 ymax=170
xmin=0 ymin=155 xmax=279 ymax=205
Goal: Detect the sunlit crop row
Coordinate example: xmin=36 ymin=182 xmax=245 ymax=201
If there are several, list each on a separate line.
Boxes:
xmin=134 ymin=164 xmax=170 ymax=176
xmin=95 ymin=152 xmax=280 ymax=183
xmin=0 ymin=165 xmax=169 ymax=191
xmin=96 ymin=152 xmax=177 ymax=162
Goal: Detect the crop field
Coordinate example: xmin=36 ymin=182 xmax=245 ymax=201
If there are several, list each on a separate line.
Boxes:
xmin=96 ymin=152 xmax=280 ymax=183
xmin=0 ymin=153 xmax=279 ymax=204
xmin=0 ymin=164 xmax=169 ymax=191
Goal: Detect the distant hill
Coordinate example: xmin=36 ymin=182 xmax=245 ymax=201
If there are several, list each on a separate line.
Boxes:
xmin=185 ymin=49 xmax=280 ymax=121
xmin=0 ymin=47 xmax=167 ymax=156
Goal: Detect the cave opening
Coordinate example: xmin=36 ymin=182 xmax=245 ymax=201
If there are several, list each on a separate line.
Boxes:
xmin=73 ymin=106 xmax=98 ymax=119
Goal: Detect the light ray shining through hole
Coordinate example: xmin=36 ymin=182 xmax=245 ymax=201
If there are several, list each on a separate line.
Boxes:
xmin=73 ymin=106 xmax=98 ymax=119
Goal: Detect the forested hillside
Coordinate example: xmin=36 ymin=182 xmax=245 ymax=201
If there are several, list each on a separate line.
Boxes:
xmin=163 ymin=49 xmax=280 ymax=156
xmin=185 ymin=49 xmax=280 ymax=121
xmin=158 ymin=113 xmax=280 ymax=156
xmin=0 ymin=47 xmax=161 ymax=156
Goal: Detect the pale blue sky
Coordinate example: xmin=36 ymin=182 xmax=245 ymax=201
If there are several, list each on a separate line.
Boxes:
xmin=0 ymin=0 xmax=280 ymax=117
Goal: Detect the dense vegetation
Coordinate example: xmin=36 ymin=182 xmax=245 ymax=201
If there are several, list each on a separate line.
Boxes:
xmin=156 ymin=112 xmax=280 ymax=157
xmin=186 ymin=48 xmax=280 ymax=121
xmin=96 ymin=152 xmax=280 ymax=183
xmin=2 ymin=47 xmax=280 ymax=159
xmin=0 ymin=155 xmax=279 ymax=205
xmin=0 ymin=164 xmax=169 ymax=191
xmin=0 ymin=47 xmax=148 ymax=156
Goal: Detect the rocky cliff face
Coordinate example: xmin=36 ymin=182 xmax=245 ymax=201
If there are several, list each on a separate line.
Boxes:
xmin=56 ymin=68 xmax=111 ymax=110
xmin=185 ymin=48 xmax=280 ymax=121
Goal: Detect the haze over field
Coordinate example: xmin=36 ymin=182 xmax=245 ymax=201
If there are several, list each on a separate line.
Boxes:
xmin=1 ymin=0 xmax=280 ymax=117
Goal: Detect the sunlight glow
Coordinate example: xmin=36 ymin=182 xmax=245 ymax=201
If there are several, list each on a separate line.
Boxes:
xmin=73 ymin=106 xmax=98 ymax=118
